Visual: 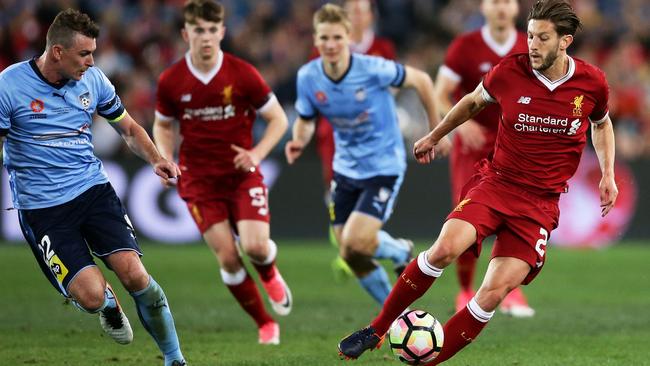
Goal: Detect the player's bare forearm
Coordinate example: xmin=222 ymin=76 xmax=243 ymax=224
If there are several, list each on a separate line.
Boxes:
xmin=113 ymin=113 xmax=163 ymax=165
xmin=591 ymin=117 xmax=615 ymax=177
xmin=403 ymin=66 xmax=440 ymax=130
xmin=152 ymin=118 xmax=176 ymax=162
xmin=428 ymin=84 xmax=488 ymax=142
xmin=292 ymin=117 xmax=316 ymax=146
xmin=254 ymin=99 xmax=289 ymax=160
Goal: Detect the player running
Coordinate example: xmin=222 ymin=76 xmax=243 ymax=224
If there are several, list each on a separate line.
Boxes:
xmin=435 ymin=0 xmax=534 ymax=316
xmin=0 ymin=9 xmax=186 ymax=366
xmin=153 ymin=0 xmax=291 ymax=345
xmin=310 ymin=0 xmax=405 ymax=282
xmin=286 ymin=3 xmax=450 ymax=307
xmin=339 ymin=0 xmax=617 ymax=363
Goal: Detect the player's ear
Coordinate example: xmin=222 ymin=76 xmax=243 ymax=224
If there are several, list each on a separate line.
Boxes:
xmin=559 ymin=34 xmax=573 ymax=51
xmin=51 ymin=44 xmax=64 ymax=61
xmin=181 ymin=27 xmax=189 ymax=43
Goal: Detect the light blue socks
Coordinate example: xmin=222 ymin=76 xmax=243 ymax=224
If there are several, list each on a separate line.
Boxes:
xmin=359 ymin=266 xmax=392 ymax=305
xmin=131 ymin=276 xmax=184 ymax=366
xmin=375 ymin=230 xmax=410 ymax=265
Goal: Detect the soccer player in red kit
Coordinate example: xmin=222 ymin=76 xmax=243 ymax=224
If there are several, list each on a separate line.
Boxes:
xmin=153 ymin=0 xmax=292 ymax=345
xmin=339 ymin=0 xmax=617 ymax=363
xmin=434 ymin=0 xmax=533 ymax=316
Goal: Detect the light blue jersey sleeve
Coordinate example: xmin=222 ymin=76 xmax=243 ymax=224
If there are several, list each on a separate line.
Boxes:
xmin=369 ymin=57 xmax=406 ymax=89
xmin=92 ymin=68 xmax=126 ymax=122
xmin=295 ymin=64 xmax=317 ymax=120
xmin=0 ymin=72 xmax=13 ymax=133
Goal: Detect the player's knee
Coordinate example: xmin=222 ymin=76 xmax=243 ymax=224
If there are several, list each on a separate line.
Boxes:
xmin=241 ymin=238 xmax=270 ymax=261
xmin=340 ymin=232 xmax=374 ymax=256
xmin=73 ymin=285 xmax=107 ymax=312
xmin=427 ymin=239 xmax=461 ymax=268
xmin=476 ymin=283 xmax=515 ymax=312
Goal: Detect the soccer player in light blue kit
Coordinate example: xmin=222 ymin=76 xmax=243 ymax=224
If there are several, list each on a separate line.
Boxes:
xmin=285 ymin=3 xmax=451 ymax=306
xmin=0 ymin=9 xmax=186 ymax=366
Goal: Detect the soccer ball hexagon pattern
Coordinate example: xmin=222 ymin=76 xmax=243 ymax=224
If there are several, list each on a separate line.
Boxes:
xmin=388 ymin=310 xmax=444 ymax=365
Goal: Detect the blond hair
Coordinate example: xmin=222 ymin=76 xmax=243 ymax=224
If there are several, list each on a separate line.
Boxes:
xmin=313 ymin=3 xmax=351 ymax=33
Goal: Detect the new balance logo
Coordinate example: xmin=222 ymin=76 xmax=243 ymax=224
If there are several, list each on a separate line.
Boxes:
xmin=181 ymin=94 xmax=192 ymax=102
xmin=517 ymin=96 xmax=532 ymax=104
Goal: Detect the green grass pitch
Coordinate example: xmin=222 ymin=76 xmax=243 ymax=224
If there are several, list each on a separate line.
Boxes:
xmin=1 ymin=240 xmax=649 ymax=365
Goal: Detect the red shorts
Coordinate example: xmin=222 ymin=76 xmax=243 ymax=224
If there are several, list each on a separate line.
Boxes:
xmin=178 ymin=172 xmax=270 ymax=233
xmin=447 ymin=175 xmax=560 ymax=284
xmin=449 ymin=134 xmax=494 ymax=205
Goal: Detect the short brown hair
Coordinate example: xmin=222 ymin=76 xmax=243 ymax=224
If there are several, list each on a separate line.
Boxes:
xmin=313 ymin=3 xmax=351 ymax=33
xmin=183 ymin=0 xmax=224 ymax=24
xmin=46 ymin=9 xmax=99 ymax=49
xmin=527 ymin=0 xmax=582 ymax=36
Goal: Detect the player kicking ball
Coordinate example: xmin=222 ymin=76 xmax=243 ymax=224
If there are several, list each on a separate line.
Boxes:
xmin=339 ymin=0 xmax=617 ymax=363
xmin=0 ymin=9 xmax=186 ymax=366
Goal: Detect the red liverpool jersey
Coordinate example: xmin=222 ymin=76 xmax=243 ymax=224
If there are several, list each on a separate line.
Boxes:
xmin=440 ymin=27 xmax=528 ymax=139
xmin=156 ymin=52 xmax=272 ymax=176
xmin=482 ymin=53 xmax=609 ymax=194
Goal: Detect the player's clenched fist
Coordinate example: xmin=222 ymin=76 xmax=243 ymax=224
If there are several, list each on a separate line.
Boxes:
xmin=284 ymin=140 xmax=305 ymax=165
xmin=413 ymin=132 xmax=438 ymax=164
xmin=153 ymin=157 xmax=181 ymax=187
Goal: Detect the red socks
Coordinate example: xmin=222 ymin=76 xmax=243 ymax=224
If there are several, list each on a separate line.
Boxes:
xmin=223 ymin=270 xmax=274 ymax=327
xmin=427 ymin=299 xmax=492 ymax=365
xmin=371 ymin=252 xmax=442 ymax=334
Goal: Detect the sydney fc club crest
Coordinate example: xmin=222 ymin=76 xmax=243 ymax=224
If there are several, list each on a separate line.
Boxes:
xmin=78 ymin=92 xmax=91 ymax=109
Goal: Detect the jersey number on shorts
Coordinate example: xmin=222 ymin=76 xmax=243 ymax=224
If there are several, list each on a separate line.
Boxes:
xmin=534 ymin=228 xmax=549 ymax=267
xmin=249 ymin=187 xmax=269 ymax=216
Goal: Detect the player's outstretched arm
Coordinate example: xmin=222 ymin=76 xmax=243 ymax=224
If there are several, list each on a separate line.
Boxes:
xmin=403 ymin=65 xmax=451 ymax=157
xmin=591 ymin=116 xmax=617 ymax=217
xmin=232 ymin=97 xmax=289 ymax=173
xmin=413 ymin=82 xmax=489 ymax=164
xmin=112 ymin=112 xmax=181 ymax=182
xmin=284 ymin=116 xmax=315 ymax=165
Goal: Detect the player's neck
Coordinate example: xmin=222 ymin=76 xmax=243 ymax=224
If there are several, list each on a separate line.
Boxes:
xmin=540 ymin=53 xmax=569 ymax=82
xmin=323 ymin=53 xmax=351 ymax=81
xmin=190 ymin=52 xmax=219 ymax=74
xmin=487 ymin=25 xmax=515 ymax=45
xmin=36 ymin=52 xmax=66 ymax=85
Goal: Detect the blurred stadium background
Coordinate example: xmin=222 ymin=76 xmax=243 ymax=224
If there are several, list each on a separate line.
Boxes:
xmin=1 ymin=1 xmax=649 ymax=365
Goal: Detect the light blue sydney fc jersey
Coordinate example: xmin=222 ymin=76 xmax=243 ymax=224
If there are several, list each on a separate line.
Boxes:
xmin=0 ymin=60 xmax=126 ymax=209
xmin=295 ymin=54 xmax=406 ymax=179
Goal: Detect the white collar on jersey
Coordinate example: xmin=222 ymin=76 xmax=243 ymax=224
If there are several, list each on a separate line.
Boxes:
xmin=532 ymin=55 xmax=576 ymax=91
xmin=480 ymin=25 xmax=517 ymax=57
xmin=350 ymin=29 xmax=375 ymax=54
xmin=185 ymin=50 xmax=224 ymax=85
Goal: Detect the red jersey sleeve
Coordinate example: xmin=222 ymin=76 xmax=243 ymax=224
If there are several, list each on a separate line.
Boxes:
xmin=442 ymin=37 xmax=467 ymax=81
xmin=239 ymin=62 xmax=273 ymax=110
xmin=589 ymin=68 xmax=609 ymax=123
xmin=480 ymin=62 xmax=503 ymax=103
xmin=156 ymin=70 xmax=176 ymax=119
